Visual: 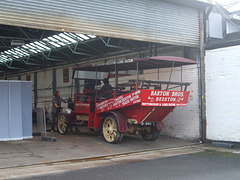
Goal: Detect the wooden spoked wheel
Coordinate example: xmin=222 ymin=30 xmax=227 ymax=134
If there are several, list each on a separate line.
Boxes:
xmin=57 ymin=114 xmax=69 ymax=135
xmin=140 ymin=125 xmax=159 ymax=141
xmin=103 ymin=116 xmax=123 ymax=144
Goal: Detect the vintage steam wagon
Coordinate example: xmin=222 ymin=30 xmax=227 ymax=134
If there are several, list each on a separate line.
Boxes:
xmin=57 ymin=56 xmax=196 ymax=143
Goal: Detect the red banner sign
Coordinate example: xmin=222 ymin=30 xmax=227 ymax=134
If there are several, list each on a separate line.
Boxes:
xmin=141 ymin=89 xmax=190 ymax=107
xmin=96 ymin=89 xmax=190 ymax=114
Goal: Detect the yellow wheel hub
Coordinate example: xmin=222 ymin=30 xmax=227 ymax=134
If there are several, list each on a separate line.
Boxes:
xmin=103 ymin=117 xmax=117 ymax=143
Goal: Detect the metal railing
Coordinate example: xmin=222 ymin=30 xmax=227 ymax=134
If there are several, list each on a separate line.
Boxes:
xmin=36 ymin=107 xmax=47 ymax=137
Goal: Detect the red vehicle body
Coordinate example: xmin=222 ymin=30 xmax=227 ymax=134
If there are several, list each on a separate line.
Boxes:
xmin=57 ymin=56 xmax=196 ymax=143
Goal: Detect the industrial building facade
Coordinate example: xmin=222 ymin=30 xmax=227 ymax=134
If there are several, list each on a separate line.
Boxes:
xmin=0 ymin=0 xmax=212 ymax=141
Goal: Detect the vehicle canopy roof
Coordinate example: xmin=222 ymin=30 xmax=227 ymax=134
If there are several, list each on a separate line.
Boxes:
xmin=73 ymin=56 xmax=196 ymax=72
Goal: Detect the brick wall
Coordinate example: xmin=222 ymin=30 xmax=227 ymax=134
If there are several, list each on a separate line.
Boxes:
xmin=206 ymin=45 xmax=240 ymax=142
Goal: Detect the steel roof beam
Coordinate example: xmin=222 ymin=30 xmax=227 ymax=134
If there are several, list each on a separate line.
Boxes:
xmin=21 ymin=59 xmax=45 ymax=66
xmin=0 ymin=62 xmax=21 ymax=69
xmin=18 ymin=27 xmax=32 ymax=40
xmin=68 ymin=44 xmax=94 ymax=56
xmin=100 ymin=37 xmax=125 ymax=49
xmin=64 ymin=33 xmax=103 ymax=55
xmin=41 ymin=52 xmax=64 ymax=62
xmin=0 ymin=36 xmax=39 ymax=41
xmin=0 ymin=46 xmax=12 ymax=49
xmin=53 ymin=49 xmax=76 ymax=61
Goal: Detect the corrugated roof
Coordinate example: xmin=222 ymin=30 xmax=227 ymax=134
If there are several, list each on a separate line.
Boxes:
xmin=0 ymin=32 xmax=96 ymax=63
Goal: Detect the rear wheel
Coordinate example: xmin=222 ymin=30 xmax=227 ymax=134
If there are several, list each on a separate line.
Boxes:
xmin=102 ymin=116 xmax=123 ymax=144
xmin=57 ymin=114 xmax=69 ymax=135
xmin=140 ymin=125 xmax=159 ymax=141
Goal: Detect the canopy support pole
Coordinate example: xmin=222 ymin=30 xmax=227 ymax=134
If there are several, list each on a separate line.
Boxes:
xmin=166 ymin=62 xmax=174 ymax=90
xmin=95 ymin=67 xmax=98 ymax=97
xmin=136 ymin=61 xmax=139 ymax=82
xmin=115 ymin=63 xmax=118 ymax=89
xmin=181 ymin=66 xmax=183 ymax=91
xmin=136 ymin=61 xmax=139 ymax=90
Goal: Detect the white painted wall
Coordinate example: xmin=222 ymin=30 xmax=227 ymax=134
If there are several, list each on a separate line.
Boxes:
xmin=143 ymin=64 xmax=200 ymax=140
xmin=117 ymin=49 xmax=200 ymax=140
xmin=206 ymin=45 xmax=240 ymax=142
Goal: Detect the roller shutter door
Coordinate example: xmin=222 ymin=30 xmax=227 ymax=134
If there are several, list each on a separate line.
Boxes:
xmin=0 ymin=0 xmax=199 ymax=47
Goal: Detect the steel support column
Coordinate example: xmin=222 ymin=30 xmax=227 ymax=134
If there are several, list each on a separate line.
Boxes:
xmin=34 ymin=72 xmax=37 ymax=108
xmin=52 ymin=68 xmax=56 ymax=94
xmin=4 ymin=72 xmax=7 ymax=80
xmin=149 ymin=43 xmax=152 ymax=57
xmin=154 ymin=43 xmax=158 ymax=56
xmin=75 ymin=79 xmax=80 ymax=94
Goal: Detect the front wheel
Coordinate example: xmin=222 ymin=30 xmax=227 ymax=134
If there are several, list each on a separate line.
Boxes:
xmin=140 ymin=125 xmax=159 ymax=141
xmin=57 ymin=113 xmax=69 ymax=135
xmin=102 ymin=116 xmax=123 ymax=144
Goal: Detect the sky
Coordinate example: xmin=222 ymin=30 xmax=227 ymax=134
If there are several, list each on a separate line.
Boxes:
xmin=215 ymin=0 xmax=240 ymax=12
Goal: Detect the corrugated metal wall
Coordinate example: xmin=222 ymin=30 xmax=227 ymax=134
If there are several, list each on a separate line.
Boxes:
xmin=0 ymin=0 xmax=200 ymax=47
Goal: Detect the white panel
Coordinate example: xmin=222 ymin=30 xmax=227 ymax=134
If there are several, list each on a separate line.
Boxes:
xmin=226 ymin=21 xmax=239 ymax=34
xmin=0 ymin=0 xmax=199 ymax=47
xmin=9 ymin=81 xmax=23 ymax=139
xmin=206 ymin=45 xmax=240 ymax=142
xmin=208 ymin=12 xmax=223 ymax=39
xmin=0 ymin=81 xmax=10 ymax=140
xmin=0 ymin=81 xmax=32 ymax=141
xmin=21 ymin=81 xmax=32 ymax=138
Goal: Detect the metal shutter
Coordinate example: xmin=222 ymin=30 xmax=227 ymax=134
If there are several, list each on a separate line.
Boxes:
xmin=0 ymin=0 xmax=200 ymax=47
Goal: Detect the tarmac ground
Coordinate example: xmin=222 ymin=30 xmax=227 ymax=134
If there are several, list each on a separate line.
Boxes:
xmin=21 ymin=150 xmax=240 ymax=180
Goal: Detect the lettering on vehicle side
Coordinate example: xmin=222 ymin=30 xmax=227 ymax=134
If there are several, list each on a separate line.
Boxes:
xmin=75 ymin=103 xmax=89 ymax=111
xmin=150 ymin=91 xmax=170 ymax=96
xmin=155 ymin=97 xmax=176 ymax=102
xmin=150 ymin=91 xmax=184 ymax=97
xmin=75 ymin=103 xmax=90 ymax=107
xmin=96 ymin=92 xmax=141 ymax=112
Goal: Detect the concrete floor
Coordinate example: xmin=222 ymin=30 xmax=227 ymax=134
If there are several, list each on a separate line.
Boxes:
xmin=0 ymin=127 xmax=196 ymax=169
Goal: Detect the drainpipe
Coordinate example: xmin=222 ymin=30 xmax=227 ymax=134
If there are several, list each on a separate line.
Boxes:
xmin=199 ymin=9 xmax=207 ymax=143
